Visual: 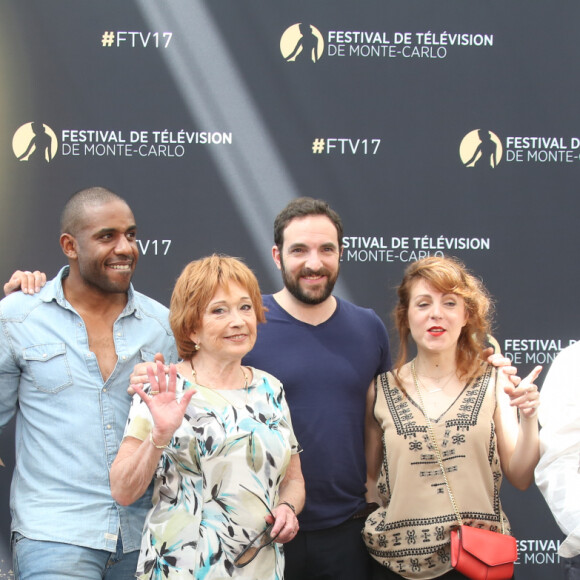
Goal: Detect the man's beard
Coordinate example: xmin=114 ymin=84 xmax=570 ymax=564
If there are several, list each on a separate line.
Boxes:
xmin=280 ymin=259 xmax=338 ymax=305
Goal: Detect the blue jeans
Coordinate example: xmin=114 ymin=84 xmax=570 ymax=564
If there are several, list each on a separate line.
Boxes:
xmin=12 ymin=533 xmax=139 ymax=580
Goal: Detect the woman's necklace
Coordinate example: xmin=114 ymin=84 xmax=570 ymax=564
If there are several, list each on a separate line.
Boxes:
xmin=413 ymin=359 xmax=457 ymax=394
xmin=189 ymin=360 xmax=249 ymax=407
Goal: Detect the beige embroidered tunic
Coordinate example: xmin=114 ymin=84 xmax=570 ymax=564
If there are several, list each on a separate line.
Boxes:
xmin=364 ymin=364 xmax=511 ymax=579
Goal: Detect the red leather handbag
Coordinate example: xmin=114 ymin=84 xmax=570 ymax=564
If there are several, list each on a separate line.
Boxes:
xmin=450 ymin=525 xmax=517 ymax=580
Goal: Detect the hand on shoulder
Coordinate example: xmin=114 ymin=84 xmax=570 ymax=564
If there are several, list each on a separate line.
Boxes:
xmin=4 ymin=270 xmax=47 ymax=296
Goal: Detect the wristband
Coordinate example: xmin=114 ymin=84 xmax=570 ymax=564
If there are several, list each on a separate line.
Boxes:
xmin=149 ymin=431 xmax=170 ymax=449
xmin=278 ymin=500 xmax=296 ymax=514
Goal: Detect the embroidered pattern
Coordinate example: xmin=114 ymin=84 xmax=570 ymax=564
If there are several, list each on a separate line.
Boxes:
xmin=364 ymin=365 xmax=510 ymax=579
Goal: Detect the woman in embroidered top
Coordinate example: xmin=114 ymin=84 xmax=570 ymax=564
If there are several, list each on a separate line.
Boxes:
xmin=110 ymin=255 xmax=305 ymax=579
xmin=364 ymin=256 xmax=541 ymax=579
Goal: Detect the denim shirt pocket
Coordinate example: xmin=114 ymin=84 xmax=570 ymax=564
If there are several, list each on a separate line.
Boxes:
xmin=23 ymin=343 xmax=73 ymax=393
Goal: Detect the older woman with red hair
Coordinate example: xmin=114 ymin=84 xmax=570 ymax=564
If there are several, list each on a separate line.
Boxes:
xmin=111 ymin=255 xmax=304 ymax=579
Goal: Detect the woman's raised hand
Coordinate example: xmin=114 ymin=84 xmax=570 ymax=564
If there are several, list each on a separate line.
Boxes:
xmin=132 ymin=360 xmax=196 ymax=445
xmin=503 ymin=365 xmax=542 ymax=419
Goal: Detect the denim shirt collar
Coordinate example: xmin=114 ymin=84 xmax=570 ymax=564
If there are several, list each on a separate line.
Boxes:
xmin=49 ymin=265 xmax=140 ymax=319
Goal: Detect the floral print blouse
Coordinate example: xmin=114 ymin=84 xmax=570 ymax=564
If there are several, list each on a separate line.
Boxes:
xmin=124 ymin=367 xmax=301 ymax=579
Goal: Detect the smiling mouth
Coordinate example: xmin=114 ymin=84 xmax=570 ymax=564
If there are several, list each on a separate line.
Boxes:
xmin=301 ymin=270 xmax=328 ymax=283
xmin=428 ymin=327 xmax=446 ymax=335
xmin=300 ymin=267 xmax=331 ymax=282
xmin=108 ymin=263 xmax=132 ymax=271
xmin=226 ymin=334 xmax=248 ymax=341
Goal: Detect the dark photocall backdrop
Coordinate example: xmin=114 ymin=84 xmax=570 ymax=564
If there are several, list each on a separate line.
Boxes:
xmin=1 ymin=1 xmax=577 ymax=577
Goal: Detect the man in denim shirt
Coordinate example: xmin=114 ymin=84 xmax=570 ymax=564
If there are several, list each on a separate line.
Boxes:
xmin=0 ymin=187 xmax=178 ymax=579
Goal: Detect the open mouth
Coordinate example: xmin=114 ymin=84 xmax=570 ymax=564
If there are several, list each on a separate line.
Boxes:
xmin=300 ymin=267 xmax=331 ymax=284
xmin=107 ymin=263 xmax=132 ymax=271
xmin=428 ymin=327 xmax=446 ymax=336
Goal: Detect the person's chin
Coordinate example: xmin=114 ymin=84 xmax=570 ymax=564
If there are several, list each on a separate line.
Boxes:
xmin=108 ymin=269 xmax=134 ymax=284
xmin=105 ymin=279 xmax=132 ymax=294
xmin=299 ymin=281 xmax=326 ymax=296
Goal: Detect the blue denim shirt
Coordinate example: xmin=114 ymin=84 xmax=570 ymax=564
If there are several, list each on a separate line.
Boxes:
xmin=0 ymin=267 xmax=178 ymax=553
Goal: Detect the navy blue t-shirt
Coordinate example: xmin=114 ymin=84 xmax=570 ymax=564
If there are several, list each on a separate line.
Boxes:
xmin=244 ymin=294 xmax=391 ymax=531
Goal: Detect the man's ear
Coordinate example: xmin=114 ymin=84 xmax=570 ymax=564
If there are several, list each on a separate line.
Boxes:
xmin=60 ymin=233 xmax=78 ymax=259
xmin=272 ymin=245 xmax=282 ymax=271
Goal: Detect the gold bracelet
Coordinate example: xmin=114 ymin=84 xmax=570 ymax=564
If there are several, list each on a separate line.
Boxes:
xmin=149 ymin=431 xmax=170 ymax=449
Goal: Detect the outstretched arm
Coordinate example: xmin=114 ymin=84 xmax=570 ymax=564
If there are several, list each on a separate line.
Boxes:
xmin=464 ymin=144 xmax=482 ymax=167
xmin=285 ymin=39 xmax=304 ymax=61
